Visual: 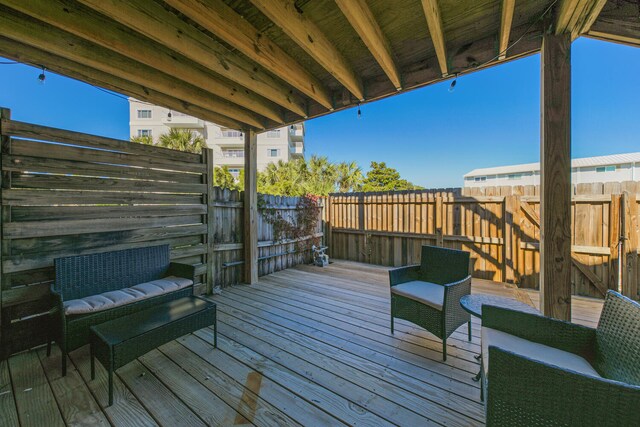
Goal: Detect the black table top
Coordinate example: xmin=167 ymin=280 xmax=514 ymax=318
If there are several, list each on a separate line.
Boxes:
xmin=90 ymin=296 xmax=214 ymax=345
xmin=459 ymin=294 xmax=539 ymax=319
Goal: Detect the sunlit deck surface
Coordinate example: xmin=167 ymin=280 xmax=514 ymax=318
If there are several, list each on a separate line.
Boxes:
xmin=1 ymin=261 xmax=603 ymax=426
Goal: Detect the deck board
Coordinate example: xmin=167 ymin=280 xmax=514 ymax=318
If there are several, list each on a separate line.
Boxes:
xmin=5 ymin=260 xmax=604 ymax=426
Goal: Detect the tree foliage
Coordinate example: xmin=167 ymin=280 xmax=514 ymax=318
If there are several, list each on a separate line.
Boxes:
xmin=131 ymin=129 xmax=205 ymax=154
xmin=361 ymin=161 xmax=422 ymax=192
xmin=214 ymin=166 xmax=243 ymax=191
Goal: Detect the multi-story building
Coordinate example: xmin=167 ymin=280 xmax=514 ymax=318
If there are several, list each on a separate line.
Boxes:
xmin=129 ymin=99 xmax=305 ymax=178
xmin=464 ymin=152 xmax=640 ymax=188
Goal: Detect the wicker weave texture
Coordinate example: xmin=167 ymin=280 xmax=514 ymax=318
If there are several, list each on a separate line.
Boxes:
xmin=54 ymin=244 xmax=171 ymax=300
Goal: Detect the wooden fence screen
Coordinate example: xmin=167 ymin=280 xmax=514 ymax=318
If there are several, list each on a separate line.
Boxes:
xmin=0 ymin=109 xmax=321 ymax=356
xmin=327 ymin=190 xmax=640 ymax=301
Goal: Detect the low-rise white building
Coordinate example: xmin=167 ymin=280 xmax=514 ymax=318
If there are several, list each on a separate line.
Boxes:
xmin=129 ymin=99 xmax=305 ymax=177
xmin=464 ymin=152 xmax=640 ymax=188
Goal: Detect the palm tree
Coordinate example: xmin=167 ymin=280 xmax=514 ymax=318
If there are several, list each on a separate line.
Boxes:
xmin=304 ymin=155 xmax=337 ymax=195
xmin=336 ymin=161 xmax=363 ymax=192
xmin=130 ymin=135 xmax=154 ymax=145
xmin=158 ymin=128 xmax=205 ymax=153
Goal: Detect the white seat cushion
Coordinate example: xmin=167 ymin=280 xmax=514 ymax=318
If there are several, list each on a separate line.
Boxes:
xmin=63 ymin=276 xmax=193 ymax=315
xmin=391 ymin=280 xmax=445 ymax=311
xmin=481 ymin=327 xmax=600 ymax=378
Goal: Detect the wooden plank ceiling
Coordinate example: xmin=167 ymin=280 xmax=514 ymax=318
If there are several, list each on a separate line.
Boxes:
xmin=0 ymin=0 xmax=636 ymax=131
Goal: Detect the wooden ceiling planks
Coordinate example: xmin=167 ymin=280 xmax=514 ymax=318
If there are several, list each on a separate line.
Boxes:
xmin=0 ymin=0 xmax=635 ymax=131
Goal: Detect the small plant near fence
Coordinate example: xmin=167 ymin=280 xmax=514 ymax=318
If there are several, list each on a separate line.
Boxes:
xmin=261 ymin=194 xmax=322 ymax=252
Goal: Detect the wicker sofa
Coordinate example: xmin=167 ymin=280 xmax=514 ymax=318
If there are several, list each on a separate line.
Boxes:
xmin=389 ymin=245 xmax=472 ymax=360
xmin=482 ymin=290 xmax=640 ymax=426
xmin=49 ymin=244 xmax=195 ymax=375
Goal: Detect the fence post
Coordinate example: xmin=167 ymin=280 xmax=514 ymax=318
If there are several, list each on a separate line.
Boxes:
xmin=503 ymin=195 xmax=519 ymax=284
xmin=204 ymin=147 xmax=214 ymax=294
xmin=609 ymin=194 xmax=621 ymax=291
xmin=435 ymin=195 xmax=443 ymax=246
xmin=625 ymin=193 xmax=639 ymax=299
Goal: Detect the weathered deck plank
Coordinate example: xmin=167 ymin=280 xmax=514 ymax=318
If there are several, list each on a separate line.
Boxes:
xmin=4 ymin=260 xmax=603 ymax=427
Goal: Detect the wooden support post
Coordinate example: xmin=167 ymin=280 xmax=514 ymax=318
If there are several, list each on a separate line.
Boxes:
xmin=204 ymin=147 xmax=215 ymax=294
xmin=619 ymin=192 xmax=628 ymax=295
xmin=540 ymin=31 xmax=572 ymax=321
xmin=610 ymin=194 xmax=621 ymax=291
xmin=243 ymin=129 xmax=258 ymax=285
xmin=358 ymin=193 xmax=366 ymax=231
xmin=0 ymin=107 xmax=8 ymax=352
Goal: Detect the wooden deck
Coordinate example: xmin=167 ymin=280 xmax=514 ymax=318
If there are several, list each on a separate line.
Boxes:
xmin=0 ymin=261 xmax=604 ymax=426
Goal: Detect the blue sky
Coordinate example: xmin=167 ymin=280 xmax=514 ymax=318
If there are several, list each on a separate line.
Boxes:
xmin=0 ymin=37 xmax=638 ymax=187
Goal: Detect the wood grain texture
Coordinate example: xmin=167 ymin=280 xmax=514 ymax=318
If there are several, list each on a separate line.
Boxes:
xmin=335 ymin=0 xmax=402 ymax=90
xmin=540 ymin=31 xmax=572 ymax=320
xmin=0 ymin=6 xmax=265 ymax=129
xmin=165 ymin=0 xmax=331 ymax=111
xmin=244 ymin=130 xmax=259 ymax=284
xmin=420 ymin=0 xmax=448 ymax=75
xmin=249 ymin=0 xmax=364 ymax=101
xmin=499 ymin=0 xmax=516 ymax=59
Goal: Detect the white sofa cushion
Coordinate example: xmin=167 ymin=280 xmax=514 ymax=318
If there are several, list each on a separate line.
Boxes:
xmin=391 ymin=280 xmax=445 ymax=311
xmin=482 ymin=327 xmax=600 ymax=378
xmin=63 ymin=276 xmax=193 ymax=315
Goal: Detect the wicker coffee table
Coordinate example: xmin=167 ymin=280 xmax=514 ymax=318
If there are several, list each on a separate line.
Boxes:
xmin=460 ymin=294 xmax=539 ymax=384
xmin=90 ymin=296 xmax=216 ymax=406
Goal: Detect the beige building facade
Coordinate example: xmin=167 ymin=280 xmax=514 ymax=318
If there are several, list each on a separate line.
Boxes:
xmin=129 ymin=99 xmax=305 ymax=177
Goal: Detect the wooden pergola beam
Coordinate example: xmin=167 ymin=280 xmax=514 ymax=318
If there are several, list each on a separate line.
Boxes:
xmin=556 ymin=0 xmax=608 ymax=39
xmin=0 ymin=37 xmax=244 ymax=130
xmin=499 ymin=0 xmax=516 ymax=60
xmin=540 ymin=30 xmax=572 ymax=321
xmin=77 ymin=0 xmax=308 ymax=119
xmin=165 ymin=0 xmax=332 ymax=111
xmin=243 ymin=129 xmax=259 ymax=285
xmin=249 ymin=0 xmax=365 ymax=101
xmin=420 ymin=0 xmax=448 ymax=76
xmin=0 ymin=0 xmax=283 ymax=124
xmin=0 ymin=8 xmax=265 ymax=129
xmin=335 ymin=0 xmax=402 ymax=91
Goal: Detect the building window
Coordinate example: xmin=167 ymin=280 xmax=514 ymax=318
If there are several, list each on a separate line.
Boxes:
xmin=267 ymin=149 xmax=280 ymax=157
xmin=221 ymin=129 xmax=243 ymax=138
xmin=596 ymin=165 xmax=616 ymax=173
xmin=474 ymin=176 xmax=487 ymax=182
xmin=222 ymin=149 xmax=244 ymax=158
xmin=137 ymin=109 xmax=152 ymax=119
xmin=228 ymin=168 xmax=240 ymax=178
xmin=137 ymin=129 xmax=152 ymax=137
xmin=508 ymin=173 xmax=522 ymax=180
xmin=266 ymin=130 xmax=281 ymax=138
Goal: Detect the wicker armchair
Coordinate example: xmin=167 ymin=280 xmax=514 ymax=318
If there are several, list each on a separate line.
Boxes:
xmin=482 ymin=291 xmax=640 ymax=426
xmin=389 ymin=245 xmax=472 ymax=360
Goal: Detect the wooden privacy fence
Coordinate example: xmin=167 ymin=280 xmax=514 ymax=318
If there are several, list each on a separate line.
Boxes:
xmin=326 ymin=190 xmax=639 ymax=300
xmin=0 ymin=108 xmax=321 ymax=356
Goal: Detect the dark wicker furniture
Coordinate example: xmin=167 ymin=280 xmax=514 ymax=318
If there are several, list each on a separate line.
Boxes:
xmin=482 ymin=290 xmax=640 ymax=426
xmin=49 ymin=245 xmax=195 ymax=376
xmin=389 ymin=245 xmax=472 ymax=360
xmin=90 ymin=296 xmax=216 ymax=406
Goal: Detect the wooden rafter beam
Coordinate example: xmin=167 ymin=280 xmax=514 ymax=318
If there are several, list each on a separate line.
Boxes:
xmin=0 ymin=37 xmax=244 ymax=130
xmin=335 ymin=0 xmax=402 ymax=91
xmin=0 ymin=7 xmax=265 ymax=129
xmin=0 ymin=0 xmax=283 ymax=124
xmin=77 ymin=0 xmax=308 ymax=118
xmin=249 ymin=0 xmax=365 ymax=101
xmin=499 ymin=0 xmax=516 ymax=60
xmin=165 ymin=0 xmax=332 ymax=111
xmin=556 ymin=0 xmax=608 ymax=39
xmin=420 ymin=0 xmax=448 ymax=76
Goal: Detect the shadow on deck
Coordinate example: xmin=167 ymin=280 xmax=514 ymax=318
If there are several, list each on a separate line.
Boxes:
xmin=0 ymin=260 xmax=603 ymax=426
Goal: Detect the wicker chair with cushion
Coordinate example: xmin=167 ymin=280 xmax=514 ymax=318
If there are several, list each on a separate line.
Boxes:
xmin=482 ymin=290 xmax=640 ymax=427
xmin=389 ymin=245 xmax=472 ymax=360
xmin=49 ymin=244 xmax=195 ymax=376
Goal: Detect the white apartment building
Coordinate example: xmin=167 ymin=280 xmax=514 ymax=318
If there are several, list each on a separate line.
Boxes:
xmin=129 ymin=99 xmax=305 ymax=177
xmin=464 ymin=152 xmax=640 ymax=188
